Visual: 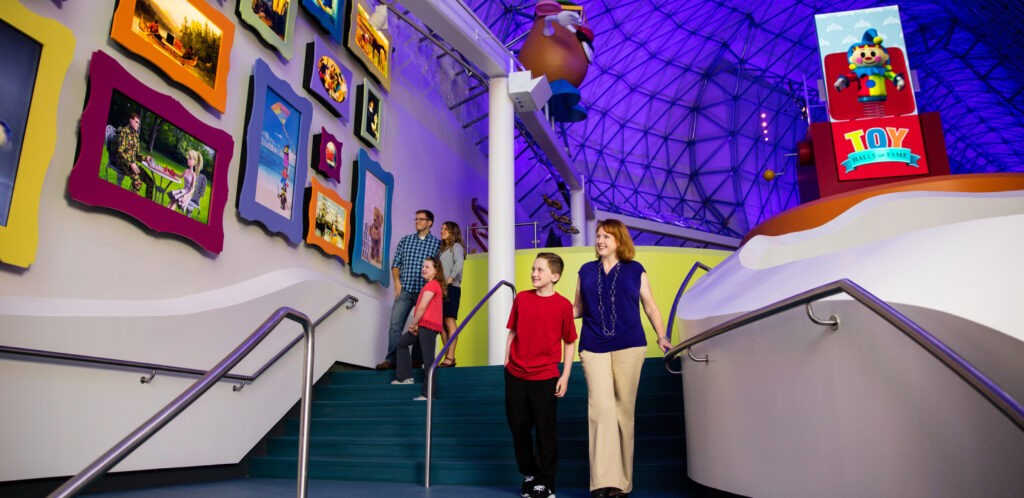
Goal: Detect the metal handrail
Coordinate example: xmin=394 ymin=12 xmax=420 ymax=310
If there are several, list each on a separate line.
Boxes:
xmin=664 ymin=261 xmax=712 ymax=343
xmin=663 ymin=278 xmax=1024 ymax=432
xmin=0 ymin=296 xmax=358 ymax=389
xmin=48 ymin=308 xmax=316 ymax=497
xmin=423 ymin=279 xmax=517 ymax=487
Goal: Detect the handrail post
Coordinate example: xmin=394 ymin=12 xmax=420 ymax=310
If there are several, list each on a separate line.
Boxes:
xmin=424 ymin=280 xmax=516 ymax=487
xmin=662 ymin=262 xmax=711 ymax=374
xmin=296 ymin=316 xmax=315 ymax=498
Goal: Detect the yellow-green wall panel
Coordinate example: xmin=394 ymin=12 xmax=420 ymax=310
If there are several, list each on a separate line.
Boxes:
xmin=447 ymin=246 xmax=732 ymax=367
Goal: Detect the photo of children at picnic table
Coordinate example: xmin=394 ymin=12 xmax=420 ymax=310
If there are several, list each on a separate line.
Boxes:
xmin=100 ymin=90 xmax=216 ymax=225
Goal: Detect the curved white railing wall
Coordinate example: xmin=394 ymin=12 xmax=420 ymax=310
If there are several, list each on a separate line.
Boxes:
xmin=677 ymin=188 xmax=1024 ymax=497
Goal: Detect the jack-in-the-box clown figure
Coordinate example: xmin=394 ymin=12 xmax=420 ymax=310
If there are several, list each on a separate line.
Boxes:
xmin=834 ymin=28 xmax=906 ymax=103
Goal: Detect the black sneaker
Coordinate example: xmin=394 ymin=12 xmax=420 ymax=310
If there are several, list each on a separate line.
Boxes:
xmin=528 ymin=484 xmax=555 ymax=498
xmin=520 ymin=476 xmax=535 ymax=497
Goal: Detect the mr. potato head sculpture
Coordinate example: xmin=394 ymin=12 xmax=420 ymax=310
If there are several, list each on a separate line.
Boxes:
xmin=517 ymin=0 xmax=594 ymax=122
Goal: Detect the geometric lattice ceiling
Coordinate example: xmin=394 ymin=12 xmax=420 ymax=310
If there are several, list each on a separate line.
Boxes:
xmin=411 ymin=1 xmax=1024 ymax=245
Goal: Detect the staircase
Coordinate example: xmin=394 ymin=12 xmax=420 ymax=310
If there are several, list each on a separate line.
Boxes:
xmin=248 ymin=358 xmax=687 ymax=490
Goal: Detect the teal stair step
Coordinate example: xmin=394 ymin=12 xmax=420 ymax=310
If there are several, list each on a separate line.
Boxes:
xmin=265 ymin=434 xmax=684 ymax=460
xmin=284 ymin=413 xmax=684 ymax=438
xmin=248 ymin=455 xmax=686 ymax=488
xmin=309 ymin=391 xmax=681 ymax=417
xmin=250 ymin=358 xmax=687 ymax=490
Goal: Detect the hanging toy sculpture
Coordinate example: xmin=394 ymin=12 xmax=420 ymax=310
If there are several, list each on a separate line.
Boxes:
xmin=833 ymin=29 xmax=906 ymax=117
xmin=517 ymin=0 xmax=595 ymax=122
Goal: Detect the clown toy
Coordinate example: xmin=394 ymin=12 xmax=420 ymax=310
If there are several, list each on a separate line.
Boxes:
xmin=834 ymin=29 xmax=906 ymax=104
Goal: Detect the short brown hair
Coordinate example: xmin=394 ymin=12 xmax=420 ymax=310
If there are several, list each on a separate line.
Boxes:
xmin=595 ymin=219 xmax=635 ymax=261
xmin=535 ymin=252 xmax=564 ymax=284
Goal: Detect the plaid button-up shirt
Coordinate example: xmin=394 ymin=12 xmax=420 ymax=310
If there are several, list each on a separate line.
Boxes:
xmin=392 ymin=232 xmax=441 ymax=294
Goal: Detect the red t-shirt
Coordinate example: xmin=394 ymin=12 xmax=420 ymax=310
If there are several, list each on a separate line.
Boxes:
xmin=505 ymin=289 xmax=578 ymax=381
xmin=416 ymin=280 xmax=444 ymax=332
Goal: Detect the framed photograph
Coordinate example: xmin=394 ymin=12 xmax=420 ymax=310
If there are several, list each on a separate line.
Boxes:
xmin=304 ymin=36 xmax=353 ymax=121
xmin=68 ymin=51 xmax=234 ymax=254
xmin=110 ymin=0 xmax=234 ymax=113
xmin=313 ymin=127 xmax=343 ymax=182
xmin=239 ymin=59 xmax=312 ymax=245
xmin=353 ymin=81 xmax=383 ymax=149
xmin=306 ymin=177 xmax=351 ymax=263
xmin=345 ymin=0 xmax=391 ymax=91
xmin=0 ymin=2 xmax=75 ymax=268
xmin=302 ymin=0 xmax=343 ymax=43
xmin=237 ymin=0 xmax=298 ymax=60
xmin=349 ymin=148 xmax=392 ymax=286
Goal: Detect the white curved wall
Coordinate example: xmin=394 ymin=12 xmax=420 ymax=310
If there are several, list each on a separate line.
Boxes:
xmin=678 ymin=188 xmax=1024 ymax=497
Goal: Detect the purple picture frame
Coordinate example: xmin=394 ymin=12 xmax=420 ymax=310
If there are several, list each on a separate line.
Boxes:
xmin=304 ymin=36 xmax=353 ymax=122
xmin=239 ymin=59 xmax=312 ymax=245
xmin=67 ymin=51 xmax=233 ymax=254
xmin=313 ymin=127 xmax=343 ymax=182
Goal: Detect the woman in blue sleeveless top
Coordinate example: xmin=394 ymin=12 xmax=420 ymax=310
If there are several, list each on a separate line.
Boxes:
xmin=574 ymin=219 xmax=670 ymax=498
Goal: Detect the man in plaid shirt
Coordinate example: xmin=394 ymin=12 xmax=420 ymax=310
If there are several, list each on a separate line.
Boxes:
xmin=376 ymin=209 xmax=441 ymax=369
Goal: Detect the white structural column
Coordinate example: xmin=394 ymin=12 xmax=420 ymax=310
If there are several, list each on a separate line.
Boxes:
xmin=487 ymin=76 xmax=516 ymax=365
xmin=570 ymin=176 xmax=586 ymax=247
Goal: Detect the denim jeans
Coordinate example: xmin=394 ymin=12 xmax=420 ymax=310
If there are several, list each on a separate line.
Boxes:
xmin=385 ymin=290 xmax=416 ymax=364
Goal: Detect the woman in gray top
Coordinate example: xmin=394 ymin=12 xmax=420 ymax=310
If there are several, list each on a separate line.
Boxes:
xmin=438 ymin=221 xmax=465 ymax=367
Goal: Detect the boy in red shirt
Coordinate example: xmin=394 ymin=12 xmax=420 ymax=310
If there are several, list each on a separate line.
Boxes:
xmin=505 ymin=252 xmax=578 ymax=498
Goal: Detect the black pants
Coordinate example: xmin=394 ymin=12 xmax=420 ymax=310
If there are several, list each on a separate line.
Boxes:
xmin=505 ymin=369 xmax=559 ymax=488
xmin=397 ymin=327 xmax=438 ymax=398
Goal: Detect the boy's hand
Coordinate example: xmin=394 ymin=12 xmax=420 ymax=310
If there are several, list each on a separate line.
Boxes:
xmin=554 ymin=376 xmax=569 ymax=397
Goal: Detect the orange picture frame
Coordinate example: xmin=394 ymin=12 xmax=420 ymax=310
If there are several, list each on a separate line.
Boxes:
xmin=110 ymin=0 xmax=234 ymax=113
xmin=306 ymin=177 xmax=352 ymax=263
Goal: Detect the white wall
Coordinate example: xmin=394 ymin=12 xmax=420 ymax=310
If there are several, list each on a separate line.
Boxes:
xmin=0 ymin=0 xmax=488 ymax=481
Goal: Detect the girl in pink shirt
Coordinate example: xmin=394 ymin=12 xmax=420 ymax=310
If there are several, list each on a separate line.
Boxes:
xmin=393 ymin=257 xmax=447 ymax=400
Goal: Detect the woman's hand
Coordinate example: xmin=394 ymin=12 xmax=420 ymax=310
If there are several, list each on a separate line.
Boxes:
xmin=656 ymin=336 xmax=672 ymax=352
xmin=408 ymin=324 xmax=419 ymax=335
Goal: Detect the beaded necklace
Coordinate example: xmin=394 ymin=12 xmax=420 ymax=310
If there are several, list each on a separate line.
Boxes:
xmin=596 ymin=261 xmax=621 ymax=336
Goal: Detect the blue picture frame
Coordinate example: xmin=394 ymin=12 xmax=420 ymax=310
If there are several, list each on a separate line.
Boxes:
xmin=349 ymin=148 xmax=392 ymax=286
xmin=239 ymin=59 xmax=312 ymax=244
xmin=301 ymin=0 xmax=344 ymax=43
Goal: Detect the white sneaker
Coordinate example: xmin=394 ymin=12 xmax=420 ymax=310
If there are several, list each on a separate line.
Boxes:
xmin=391 ymin=378 xmax=413 ymax=385
xmin=413 ymin=395 xmax=428 ymax=400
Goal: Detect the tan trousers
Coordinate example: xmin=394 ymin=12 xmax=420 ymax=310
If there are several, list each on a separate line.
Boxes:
xmin=580 ymin=346 xmax=647 ymax=492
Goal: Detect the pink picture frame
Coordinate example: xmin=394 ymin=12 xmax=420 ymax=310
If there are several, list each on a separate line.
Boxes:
xmin=67 ymin=51 xmax=234 ymax=254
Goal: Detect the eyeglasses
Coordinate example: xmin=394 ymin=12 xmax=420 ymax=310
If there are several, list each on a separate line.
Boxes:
xmin=415 ymin=217 xmax=429 ymax=222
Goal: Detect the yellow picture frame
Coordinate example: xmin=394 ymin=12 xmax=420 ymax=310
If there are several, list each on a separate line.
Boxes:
xmin=0 ymin=2 xmax=75 ymax=268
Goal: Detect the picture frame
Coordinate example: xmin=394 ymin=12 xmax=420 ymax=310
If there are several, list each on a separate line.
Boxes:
xmin=353 ymin=81 xmax=383 ymax=149
xmin=0 ymin=1 xmax=75 ymax=268
xmin=304 ymin=36 xmax=353 ymax=122
xmin=68 ymin=51 xmax=234 ymax=254
xmin=237 ymin=0 xmax=298 ymax=60
xmin=306 ymin=177 xmax=351 ymax=263
xmin=110 ymin=0 xmax=234 ymax=113
xmin=349 ymin=148 xmax=392 ymax=286
xmin=345 ymin=0 xmax=391 ymax=91
xmin=301 ymin=0 xmax=343 ymax=43
xmin=312 ymin=127 xmax=343 ymax=182
xmin=239 ymin=59 xmax=312 ymax=245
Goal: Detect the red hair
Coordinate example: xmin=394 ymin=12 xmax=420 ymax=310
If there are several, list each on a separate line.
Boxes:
xmin=595 ymin=219 xmax=635 ymax=261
